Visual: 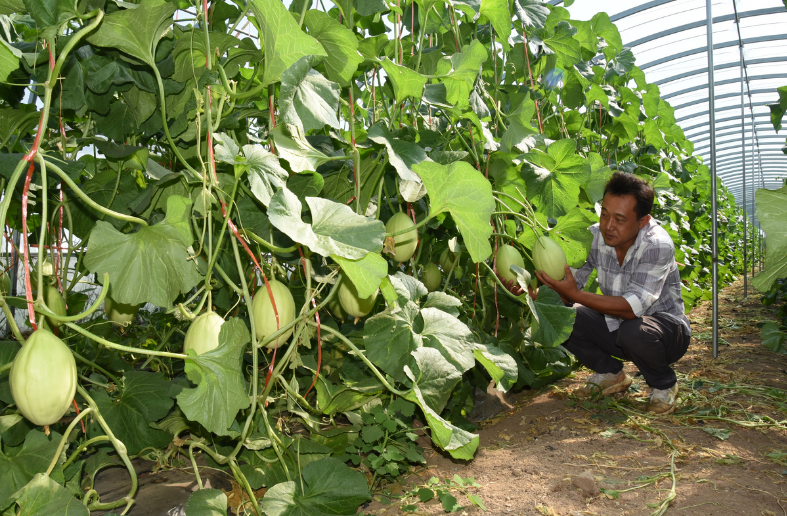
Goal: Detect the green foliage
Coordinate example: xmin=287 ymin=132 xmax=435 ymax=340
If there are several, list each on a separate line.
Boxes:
xmin=0 ymin=0 xmax=753 ymax=512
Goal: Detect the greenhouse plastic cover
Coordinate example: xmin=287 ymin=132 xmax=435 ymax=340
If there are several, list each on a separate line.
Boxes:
xmin=554 ymin=0 xmax=786 ymax=221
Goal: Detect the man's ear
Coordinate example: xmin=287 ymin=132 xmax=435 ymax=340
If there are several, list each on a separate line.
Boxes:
xmin=638 ymin=214 xmax=651 ymax=229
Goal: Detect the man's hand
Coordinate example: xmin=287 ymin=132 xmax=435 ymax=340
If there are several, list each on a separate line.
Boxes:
xmin=535 ymin=265 xmax=578 ymax=304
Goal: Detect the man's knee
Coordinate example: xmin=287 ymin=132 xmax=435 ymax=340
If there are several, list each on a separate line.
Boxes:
xmin=617 ymin=318 xmax=646 ymax=346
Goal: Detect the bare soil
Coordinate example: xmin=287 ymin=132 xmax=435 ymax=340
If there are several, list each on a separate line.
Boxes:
xmin=365 ymin=277 xmax=787 ymax=516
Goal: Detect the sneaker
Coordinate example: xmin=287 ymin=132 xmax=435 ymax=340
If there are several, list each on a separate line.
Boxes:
xmin=574 ymin=371 xmax=632 ymax=398
xmin=646 ymin=384 xmax=678 ymax=415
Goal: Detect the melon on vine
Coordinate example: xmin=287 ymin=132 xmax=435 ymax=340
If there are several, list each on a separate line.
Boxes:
xmin=10 ymin=329 xmax=77 ymax=426
xmin=184 ymin=311 xmax=224 ymax=355
xmin=251 ymin=279 xmax=296 ymax=349
xmin=496 ymin=244 xmax=525 ymax=283
xmin=439 ymin=249 xmax=459 ymax=271
xmin=422 ymin=263 xmax=441 ymax=292
xmin=385 ymin=212 xmax=418 ymax=263
xmin=328 ymin=296 xmax=346 ymax=322
xmin=0 ymin=271 xmax=10 ymax=296
xmin=533 ymin=236 xmax=568 ymax=281
xmin=104 ymin=295 xmax=141 ymax=327
xmin=337 ymin=278 xmax=378 ymax=320
xmin=44 ymin=285 xmax=67 ymax=329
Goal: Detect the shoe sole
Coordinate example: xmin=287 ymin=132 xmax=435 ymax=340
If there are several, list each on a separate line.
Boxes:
xmin=601 ymin=375 xmax=632 ymax=396
xmin=576 ymin=375 xmax=632 ymax=397
xmin=647 ymin=403 xmax=676 ymax=415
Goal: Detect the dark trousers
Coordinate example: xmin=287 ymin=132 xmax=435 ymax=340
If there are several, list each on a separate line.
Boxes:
xmin=562 ymin=305 xmax=691 ymax=390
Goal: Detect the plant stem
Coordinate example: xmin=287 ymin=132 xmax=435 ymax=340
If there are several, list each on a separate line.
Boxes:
xmin=44 ymin=160 xmax=149 ymax=226
xmin=46 ymin=407 xmax=94 ymax=475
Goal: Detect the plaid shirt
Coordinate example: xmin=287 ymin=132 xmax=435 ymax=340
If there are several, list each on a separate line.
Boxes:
xmin=572 ymin=219 xmax=691 ymax=334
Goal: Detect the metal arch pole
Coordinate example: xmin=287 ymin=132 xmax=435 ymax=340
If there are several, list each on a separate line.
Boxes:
xmin=751 ymin=116 xmax=755 ymax=277
xmin=739 ymin=44 xmax=748 ymax=297
xmin=706 ymin=0 xmax=719 ymax=359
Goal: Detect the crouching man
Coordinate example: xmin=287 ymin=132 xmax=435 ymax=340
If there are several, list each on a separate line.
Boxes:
xmin=533 ymin=172 xmax=691 ymax=414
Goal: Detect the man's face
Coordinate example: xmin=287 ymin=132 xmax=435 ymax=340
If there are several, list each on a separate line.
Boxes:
xmin=599 ymin=193 xmax=649 ymax=248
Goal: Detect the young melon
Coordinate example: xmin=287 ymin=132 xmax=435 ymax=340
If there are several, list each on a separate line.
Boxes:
xmin=252 ymin=279 xmax=296 ymax=349
xmin=533 ymin=236 xmax=567 ymax=281
xmin=439 ymin=249 xmax=459 ymax=271
xmin=386 ymin=212 xmax=418 ymax=263
xmin=184 ymin=311 xmax=225 ymax=355
xmin=10 ymin=329 xmax=77 ymax=426
xmin=337 ymin=278 xmax=378 ymax=319
xmin=0 ymin=271 xmax=10 ymax=295
xmin=104 ymin=295 xmax=142 ymax=327
xmin=44 ymin=286 xmax=67 ymax=328
xmin=328 ymin=296 xmax=347 ymax=322
xmin=496 ymin=244 xmax=525 ymax=283
xmin=422 ymin=263 xmax=441 ymax=292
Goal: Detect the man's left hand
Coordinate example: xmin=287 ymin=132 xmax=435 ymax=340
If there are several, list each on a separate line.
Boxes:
xmin=535 ymin=265 xmax=578 ymax=304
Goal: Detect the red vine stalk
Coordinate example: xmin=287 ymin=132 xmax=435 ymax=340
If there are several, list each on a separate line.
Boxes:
xmin=206 ymin=87 xmax=282 ymax=395
xmin=3 ymin=227 xmax=17 ymax=275
xmin=522 ymin=33 xmax=544 ymax=134
xmin=21 ymin=163 xmax=37 ymax=330
xmin=298 ymin=247 xmax=321 ymax=397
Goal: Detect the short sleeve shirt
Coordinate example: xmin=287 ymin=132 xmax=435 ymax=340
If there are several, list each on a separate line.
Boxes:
xmin=572 ymin=220 xmax=691 ymax=334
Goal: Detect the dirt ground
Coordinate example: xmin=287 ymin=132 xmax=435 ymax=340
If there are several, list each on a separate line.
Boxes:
xmin=364 ymin=277 xmax=787 ymax=516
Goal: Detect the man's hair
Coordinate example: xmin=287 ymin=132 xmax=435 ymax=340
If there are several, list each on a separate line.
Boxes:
xmin=603 ymin=172 xmax=655 ymax=219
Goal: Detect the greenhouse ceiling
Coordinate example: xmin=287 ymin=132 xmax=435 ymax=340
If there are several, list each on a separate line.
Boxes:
xmin=553 ymin=0 xmax=787 ymax=220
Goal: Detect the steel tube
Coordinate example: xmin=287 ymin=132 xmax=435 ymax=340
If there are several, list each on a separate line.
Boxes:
xmin=706 ymin=0 xmax=719 ymax=359
xmin=740 ymin=45 xmax=747 ymax=297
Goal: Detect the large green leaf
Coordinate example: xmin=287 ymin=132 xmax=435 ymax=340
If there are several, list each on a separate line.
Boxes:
xmin=583 ymin=152 xmax=613 ymax=203
xmin=279 ymin=56 xmax=341 ymax=132
xmin=480 ymin=0 xmax=511 ymax=51
xmin=367 ymin=124 xmax=428 ymax=182
xmin=260 ymin=457 xmax=370 ymax=516
xmin=333 ymin=252 xmax=387 ymax=299
xmin=184 ymin=489 xmax=228 ymax=516
xmin=86 ymin=0 xmax=175 ymax=67
xmin=0 ymin=430 xmax=61 ymax=509
xmin=271 ymin=124 xmax=332 ymax=173
xmin=9 ymin=473 xmax=88 ymax=516
xmin=590 ymin=12 xmax=622 ymax=52
xmin=535 ymin=21 xmax=581 ymax=66
xmin=526 ymin=286 xmax=576 ymax=347
xmin=513 ymin=0 xmax=549 ymax=28
xmin=213 ymin=134 xmax=288 ymax=207
xmin=500 ymin=94 xmax=539 ymax=153
xmin=177 ymin=318 xmax=252 ymax=436
xmin=403 ymin=366 xmax=479 ymax=460
xmin=523 ymin=139 xmax=591 ymax=218
xmin=364 ymin=302 xmax=476 ymax=383
xmin=249 ymin=0 xmax=327 ymax=87
xmin=768 ymin=86 xmax=787 ymax=132
xmin=91 ymin=371 xmax=176 ymax=455
xmin=550 ymin=207 xmax=595 ymax=267
xmin=760 ymin=323 xmax=786 ymax=354
xmin=379 ymin=58 xmax=427 ymax=101
xmin=441 ymin=40 xmax=488 ymax=107
xmin=267 ymin=187 xmax=385 ymax=260
xmin=0 ymin=38 xmax=21 ymax=83
xmin=753 ymin=186 xmax=787 ymax=292
xmin=304 ymin=10 xmax=363 ymax=86
xmin=413 ymin=160 xmax=495 ymax=263
xmin=473 ymin=342 xmax=518 ymax=393
xmin=409 ymin=347 xmax=462 ymax=414
xmin=84 ymin=195 xmax=202 ymax=308
xmin=364 ymin=302 xmax=420 ymax=382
